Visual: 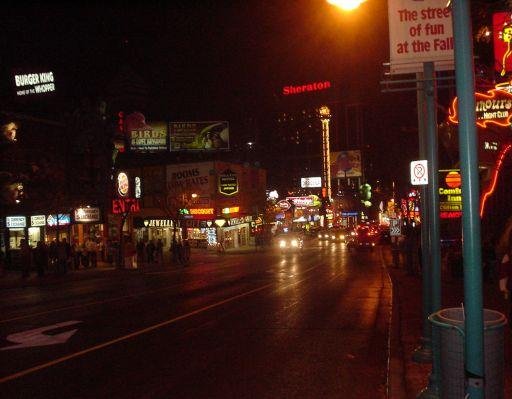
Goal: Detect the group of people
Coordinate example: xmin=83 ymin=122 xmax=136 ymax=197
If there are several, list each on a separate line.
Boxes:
xmin=170 ymin=237 xmax=191 ymax=266
xmin=17 ymin=237 xmax=102 ymax=278
xmin=135 ymin=238 xmax=165 ymax=265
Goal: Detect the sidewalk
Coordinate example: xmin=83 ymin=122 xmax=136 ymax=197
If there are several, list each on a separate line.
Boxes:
xmin=383 ymin=246 xmax=512 ymax=398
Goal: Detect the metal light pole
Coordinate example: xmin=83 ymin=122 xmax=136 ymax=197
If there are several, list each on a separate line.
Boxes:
xmin=319 ymin=105 xmax=332 ymax=201
xmin=452 ymin=1 xmax=485 ymax=397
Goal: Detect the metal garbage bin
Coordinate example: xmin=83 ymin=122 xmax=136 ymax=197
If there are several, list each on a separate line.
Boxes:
xmin=429 ymin=307 xmax=507 ymax=398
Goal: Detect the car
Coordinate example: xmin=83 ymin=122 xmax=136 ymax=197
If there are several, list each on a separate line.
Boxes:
xmin=347 ymin=225 xmax=378 ymax=251
xmin=317 ymin=230 xmax=331 ymax=241
xmin=277 ymin=233 xmax=304 ymax=253
xmin=328 ymin=228 xmax=350 ymax=243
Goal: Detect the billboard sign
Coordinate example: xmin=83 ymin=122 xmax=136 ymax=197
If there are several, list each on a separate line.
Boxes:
xmin=166 ymin=163 xmax=213 ymax=197
xmin=126 ymin=112 xmax=167 ymax=152
xmin=439 ymin=169 xmax=462 ymax=219
xmin=300 ymin=177 xmax=322 ymax=188
xmin=493 ymin=12 xmax=512 ymax=76
xmin=218 ymin=170 xmax=239 ymax=196
xmin=387 ymin=0 xmax=454 ymax=74
xmin=169 ymin=121 xmax=229 ymax=151
xmin=13 ymin=70 xmax=56 ymax=96
xmin=331 ymin=150 xmax=362 ymax=178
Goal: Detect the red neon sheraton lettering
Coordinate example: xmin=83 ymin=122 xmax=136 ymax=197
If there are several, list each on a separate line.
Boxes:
xmin=282 ymin=81 xmax=331 ymax=95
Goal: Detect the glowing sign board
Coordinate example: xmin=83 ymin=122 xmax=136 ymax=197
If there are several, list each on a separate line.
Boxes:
xmin=449 ymin=81 xmax=512 ymax=128
xmin=493 ymin=12 xmax=512 ymax=76
xmin=30 ymin=215 xmax=46 ymax=227
xmin=14 ymin=71 xmax=56 ymax=96
xmin=6 ymin=216 xmax=26 ymax=228
xmin=439 ymin=169 xmax=462 ymax=219
xmin=282 ymin=81 xmax=332 ymax=96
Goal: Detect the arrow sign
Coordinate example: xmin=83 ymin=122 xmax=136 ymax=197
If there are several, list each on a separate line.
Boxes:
xmin=1 ymin=320 xmax=82 ymax=350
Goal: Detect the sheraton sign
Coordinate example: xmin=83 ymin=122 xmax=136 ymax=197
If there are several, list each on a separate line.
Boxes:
xmin=282 ymin=81 xmax=331 ymax=96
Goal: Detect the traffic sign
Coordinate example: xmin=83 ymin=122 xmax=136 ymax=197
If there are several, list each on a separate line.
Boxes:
xmin=410 ymin=160 xmax=428 ymax=185
xmin=390 ymin=218 xmax=401 ymax=236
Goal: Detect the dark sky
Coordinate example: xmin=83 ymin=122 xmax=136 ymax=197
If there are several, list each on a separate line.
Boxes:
xmin=1 ymin=1 xmax=419 ymax=188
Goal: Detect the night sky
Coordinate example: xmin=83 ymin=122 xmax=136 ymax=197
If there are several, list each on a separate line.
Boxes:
xmin=1 ymin=1 xmax=419 ymax=190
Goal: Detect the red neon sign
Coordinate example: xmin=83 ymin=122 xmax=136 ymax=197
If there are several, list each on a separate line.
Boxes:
xmin=449 ymin=83 xmax=512 ymax=128
xmin=282 ymin=81 xmax=331 ymax=96
xmin=112 ymin=198 xmax=140 ymax=214
xmin=480 ymin=144 xmax=512 ymax=217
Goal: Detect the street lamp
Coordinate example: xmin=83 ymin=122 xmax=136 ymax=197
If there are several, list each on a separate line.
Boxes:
xmin=319 ymin=105 xmax=332 ymax=201
xmin=327 ymin=0 xmax=366 ymax=11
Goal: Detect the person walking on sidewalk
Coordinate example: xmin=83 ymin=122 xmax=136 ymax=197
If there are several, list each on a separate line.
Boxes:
xmin=20 ymin=239 xmax=32 ymax=278
xmin=34 ymin=241 xmax=48 ymax=277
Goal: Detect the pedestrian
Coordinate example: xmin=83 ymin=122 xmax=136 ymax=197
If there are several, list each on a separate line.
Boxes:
xmin=85 ymin=238 xmax=98 ymax=268
xmin=56 ymin=238 xmax=70 ymax=274
xmin=183 ymin=239 xmax=191 ymax=265
xmin=482 ymin=237 xmax=497 ymax=282
xmin=72 ymin=239 xmax=82 ymax=270
xmin=20 ymin=239 xmax=32 ymax=278
xmin=176 ymin=239 xmax=184 ymax=264
xmin=34 ymin=241 xmax=48 ymax=277
xmin=146 ymin=240 xmax=155 ymax=263
xmin=124 ymin=238 xmax=136 ymax=268
xmin=136 ymin=239 xmax=145 ymax=265
xmin=156 ymin=239 xmax=164 ymax=263
xmin=171 ymin=237 xmax=178 ymax=264
xmin=498 ymin=235 xmax=512 ymax=325
xmin=48 ymin=239 xmax=58 ymax=272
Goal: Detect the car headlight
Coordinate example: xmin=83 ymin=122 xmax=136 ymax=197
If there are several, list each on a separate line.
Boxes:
xmin=340 ymin=235 xmax=345 ymax=240
xmin=291 ymin=239 xmax=298 ymax=247
xmin=331 ymin=235 xmax=335 ymax=239
xmin=279 ymin=240 xmax=286 ymax=248
xmin=318 ymin=234 xmax=321 ymax=238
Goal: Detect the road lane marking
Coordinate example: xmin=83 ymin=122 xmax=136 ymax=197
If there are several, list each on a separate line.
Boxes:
xmin=0 ymin=266 xmax=322 ymax=384
xmin=1 ymin=321 xmax=82 ymax=350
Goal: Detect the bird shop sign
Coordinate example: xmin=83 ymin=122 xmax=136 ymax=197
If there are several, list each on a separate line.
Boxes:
xmin=218 ymin=169 xmax=239 ymax=196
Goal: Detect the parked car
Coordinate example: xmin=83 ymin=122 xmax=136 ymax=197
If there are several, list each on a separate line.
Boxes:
xmin=277 ymin=233 xmax=304 ymax=253
xmin=347 ymin=225 xmax=378 ymax=251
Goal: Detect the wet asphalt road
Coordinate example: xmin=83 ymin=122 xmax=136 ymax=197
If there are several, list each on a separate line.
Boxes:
xmin=0 ymin=240 xmax=391 ymax=399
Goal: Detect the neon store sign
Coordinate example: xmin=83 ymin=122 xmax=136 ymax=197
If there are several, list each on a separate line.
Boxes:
xmin=282 ymin=81 xmax=331 ymax=96
xmin=449 ymin=81 xmax=512 ymax=128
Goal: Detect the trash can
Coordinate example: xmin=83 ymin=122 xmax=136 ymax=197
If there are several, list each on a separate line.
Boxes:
xmin=429 ymin=307 xmax=507 ymax=399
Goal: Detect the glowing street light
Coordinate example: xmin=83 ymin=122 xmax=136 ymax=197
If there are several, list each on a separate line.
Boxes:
xmin=327 ymin=0 xmax=366 ymax=11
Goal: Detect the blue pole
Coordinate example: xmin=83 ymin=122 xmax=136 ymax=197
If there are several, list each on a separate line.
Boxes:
xmin=413 ymin=71 xmax=433 ymax=365
xmin=452 ymin=1 xmax=485 ymax=398
xmin=425 ymin=60 xmax=442 ymax=396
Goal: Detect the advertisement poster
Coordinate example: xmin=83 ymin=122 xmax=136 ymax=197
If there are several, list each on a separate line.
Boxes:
xmin=218 ymin=170 xmax=239 ymax=196
xmin=388 ymin=0 xmax=454 ymax=74
xmin=331 ymin=150 xmax=362 ymax=178
xmin=493 ymin=12 xmax=512 ymax=76
xmin=126 ymin=112 xmax=168 ymax=152
xmin=169 ymin=121 xmax=229 ymax=151
xmin=166 ymin=162 xmax=214 ymax=198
